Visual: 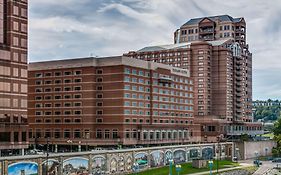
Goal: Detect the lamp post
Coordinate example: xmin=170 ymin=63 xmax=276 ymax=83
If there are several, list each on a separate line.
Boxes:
xmin=175 ymin=164 xmax=182 ymax=175
xmin=169 ymin=159 xmax=174 ymax=175
xmin=216 ymin=135 xmax=222 ymax=174
xmin=46 ymin=137 xmax=49 ymax=175
xmin=208 ymin=160 xmax=213 ymax=175
xmin=85 ymin=132 xmax=90 ymax=151
xmin=265 ymin=147 xmax=269 ymax=160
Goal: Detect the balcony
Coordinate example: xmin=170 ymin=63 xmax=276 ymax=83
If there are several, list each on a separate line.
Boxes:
xmin=158 ymin=76 xmax=173 ymax=84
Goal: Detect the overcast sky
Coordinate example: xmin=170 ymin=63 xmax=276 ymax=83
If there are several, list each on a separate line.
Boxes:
xmin=29 ymin=0 xmax=281 ymax=100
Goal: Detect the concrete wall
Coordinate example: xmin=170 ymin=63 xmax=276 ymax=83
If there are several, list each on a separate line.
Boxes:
xmin=0 ymin=142 xmax=233 ymax=175
xmin=236 ymin=140 xmax=277 ymax=160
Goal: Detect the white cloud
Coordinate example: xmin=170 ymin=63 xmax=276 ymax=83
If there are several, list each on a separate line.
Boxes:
xmin=28 ymin=0 xmax=281 ymax=99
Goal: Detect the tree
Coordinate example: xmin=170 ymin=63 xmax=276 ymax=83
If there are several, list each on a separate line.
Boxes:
xmin=273 ymin=117 xmax=281 ymax=157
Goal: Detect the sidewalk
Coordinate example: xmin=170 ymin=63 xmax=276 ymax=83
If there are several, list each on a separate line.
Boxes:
xmin=186 ymin=162 xmax=253 ymax=175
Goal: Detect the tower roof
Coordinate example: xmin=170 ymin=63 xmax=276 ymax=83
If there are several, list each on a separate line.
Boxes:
xmin=182 ymin=15 xmax=243 ymax=26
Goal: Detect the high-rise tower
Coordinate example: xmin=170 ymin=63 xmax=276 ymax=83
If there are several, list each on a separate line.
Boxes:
xmin=0 ymin=0 xmax=28 ymax=155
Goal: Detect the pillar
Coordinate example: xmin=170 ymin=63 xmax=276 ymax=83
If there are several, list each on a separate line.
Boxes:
xmin=55 ymin=144 xmax=58 ymax=153
xmin=37 ymin=158 xmax=43 ymax=175
xmin=58 ymin=156 xmax=63 ymax=175
xmin=20 ymin=148 xmax=24 ymax=156
xmin=88 ymin=154 xmax=93 ymax=174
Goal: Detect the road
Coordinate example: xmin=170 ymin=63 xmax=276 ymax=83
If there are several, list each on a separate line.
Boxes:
xmin=253 ymin=160 xmax=281 ymax=175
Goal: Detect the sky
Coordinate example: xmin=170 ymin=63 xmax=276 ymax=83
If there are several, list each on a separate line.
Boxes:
xmin=29 ymin=0 xmax=281 ymax=100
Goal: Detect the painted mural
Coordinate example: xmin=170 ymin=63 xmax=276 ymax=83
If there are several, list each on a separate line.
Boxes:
xmin=134 ymin=152 xmax=148 ymax=169
xmin=202 ymin=147 xmax=214 ymax=160
xmin=110 ymin=158 xmax=118 ymax=173
xmin=42 ymin=159 xmax=60 ymax=175
xmin=126 ymin=156 xmax=133 ymax=171
xmin=63 ymin=157 xmax=89 ymax=175
xmin=173 ymin=150 xmax=186 ymax=163
xmin=8 ymin=162 xmax=38 ymax=175
xmin=118 ymin=156 xmax=125 ymax=172
xmin=150 ymin=151 xmax=164 ymax=167
xmin=189 ymin=149 xmax=199 ymax=159
xmin=92 ymin=156 xmax=106 ymax=175
xmin=165 ymin=150 xmax=173 ymax=165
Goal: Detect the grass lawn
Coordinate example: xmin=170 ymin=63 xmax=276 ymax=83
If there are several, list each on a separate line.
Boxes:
xmin=129 ymin=160 xmax=239 ymax=175
xmin=262 ymin=132 xmax=274 ymax=139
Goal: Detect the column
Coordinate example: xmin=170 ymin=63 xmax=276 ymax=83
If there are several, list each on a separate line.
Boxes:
xmin=88 ymin=154 xmax=93 ymax=174
xmin=58 ymin=156 xmax=63 ymax=175
xmin=37 ymin=158 xmax=43 ymax=175
xmin=55 ymin=144 xmax=58 ymax=153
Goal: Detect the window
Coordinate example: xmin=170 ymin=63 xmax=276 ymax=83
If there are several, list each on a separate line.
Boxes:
xmin=96 ymin=69 xmax=103 ymax=74
xmin=97 ymin=110 xmax=103 ymax=115
xmin=96 ymin=129 xmax=102 ymax=139
xmin=105 ymin=130 xmax=110 ymax=139
xmin=124 ymin=68 xmax=130 ymax=74
xmin=74 ymin=78 xmax=82 ymax=83
xmin=55 ymin=72 xmax=61 ymax=76
xmin=64 ymin=118 xmax=71 ymax=123
xmin=74 ymin=71 xmax=81 ymax=75
xmin=54 ymin=119 xmax=61 ymax=123
xmin=97 ymin=102 xmax=103 ymax=106
xmin=74 ymin=118 xmax=81 ymax=123
xmin=55 ymin=80 xmax=61 ymax=84
xmin=64 ymin=130 xmax=71 ymax=138
xmin=97 ymin=94 xmax=103 ymax=98
xmin=74 ymin=102 xmax=82 ymax=107
xmin=74 ymin=110 xmax=82 ymax=115
xmin=54 ymin=87 xmax=61 ymax=92
xmin=112 ymin=129 xmax=118 ymax=139
xmin=74 ymin=86 xmax=81 ymax=91
xmin=64 ymin=79 xmax=71 ymax=83
xmin=54 ymin=129 xmax=61 ymax=138
xmin=64 ymin=95 xmax=71 ymax=99
xmin=96 ymin=78 xmax=103 ymax=82
xmin=74 ymin=129 xmax=81 ymax=138
xmin=74 ymin=94 xmax=82 ymax=99
xmin=45 ymin=72 xmax=52 ymax=77
xmin=96 ymin=118 xmax=103 ymax=123
xmin=35 ymin=88 xmax=42 ymax=93
xmin=64 ymin=71 xmax=72 ymax=76
xmin=55 ymin=95 xmax=61 ymax=99
xmin=97 ymin=86 xmax=103 ymax=90
xmin=45 ymin=80 xmax=52 ymax=85
xmin=35 ymin=73 xmax=42 ymax=78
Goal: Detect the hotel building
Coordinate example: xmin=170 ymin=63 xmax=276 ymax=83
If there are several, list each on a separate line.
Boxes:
xmin=124 ymin=15 xmax=263 ymax=141
xmin=28 ymin=56 xmax=200 ymax=149
xmin=0 ymin=0 xmax=28 ymax=154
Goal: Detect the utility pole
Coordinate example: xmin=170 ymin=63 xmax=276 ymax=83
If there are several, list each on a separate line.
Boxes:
xmin=46 ymin=137 xmax=49 ymax=175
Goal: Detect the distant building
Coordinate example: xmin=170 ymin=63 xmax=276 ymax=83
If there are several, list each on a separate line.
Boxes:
xmin=28 ymin=56 xmax=201 ymax=149
xmin=125 ymin=15 xmax=262 ymax=141
xmin=253 ymin=100 xmax=281 ymax=107
xmin=0 ymin=0 xmax=28 ymax=154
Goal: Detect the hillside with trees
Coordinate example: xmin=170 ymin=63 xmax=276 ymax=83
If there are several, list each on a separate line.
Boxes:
xmin=253 ymin=99 xmax=281 ymax=122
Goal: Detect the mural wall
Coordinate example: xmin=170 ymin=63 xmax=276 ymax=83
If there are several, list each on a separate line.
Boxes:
xmin=1 ymin=143 xmax=232 ymax=175
xmin=8 ymin=162 xmax=38 ymax=175
xmin=63 ymin=157 xmax=89 ymax=175
xmin=92 ymin=156 xmax=106 ymax=175
xmin=42 ymin=159 xmax=59 ymax=175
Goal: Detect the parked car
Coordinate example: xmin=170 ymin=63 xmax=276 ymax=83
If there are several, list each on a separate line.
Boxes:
xmin=253 ymin=160 xmax=262 ymax=166
xmin=26 ymin=149 xmax=44 ymax=155
xmin=272 ymin=158 xmax=281 ymax=163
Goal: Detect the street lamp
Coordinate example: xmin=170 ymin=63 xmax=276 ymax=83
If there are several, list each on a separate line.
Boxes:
xmin=208 ymin=160 xmax=213 ymax=175
xmin=265 ymin=147 xmax=269 ymax=160
xmin=67 ymin=140 xmax=73 ymax=152
xmin=46 ymin=137 xmax=50 ymax=175
xmin=169 ymin=159 xmax=174 ymax=175
xmin=216 ymin=135 xmax=222 ymax=174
